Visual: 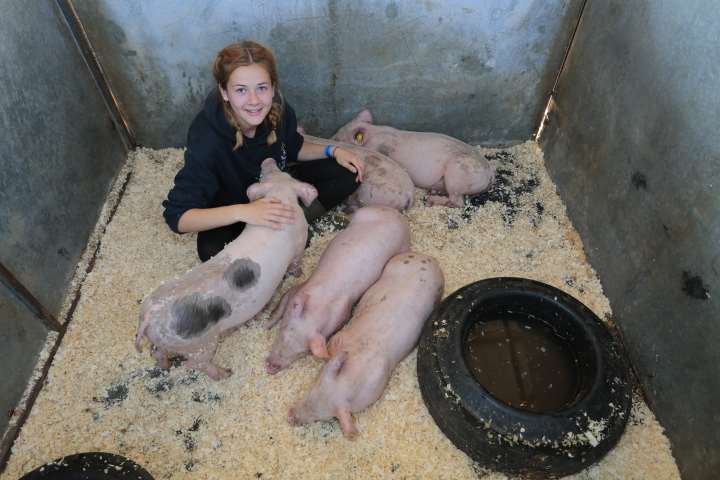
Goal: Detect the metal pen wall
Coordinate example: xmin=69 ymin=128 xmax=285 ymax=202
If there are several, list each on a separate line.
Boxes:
xmin=0 ymin=0 xmax=128 ymax=467
xmin=541 ymin=1 xmax=720 ymax=478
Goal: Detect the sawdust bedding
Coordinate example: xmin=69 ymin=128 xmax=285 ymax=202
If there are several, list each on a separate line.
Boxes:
xmin=2 ymin=143 xmax=680 ymax=480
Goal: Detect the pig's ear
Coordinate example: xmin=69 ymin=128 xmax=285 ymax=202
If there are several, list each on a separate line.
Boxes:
xmin=337 ymin=408 xmax=358 ymax=439
xmin=247 ymin=182 xmax=270 ymax=201
xmin=295 ymin=183 xmax=318 ymax=207
xmin=355 ymin=109 xmax=373 ymax=124
xmin=309 ymin=334 xmax=329 ymax=359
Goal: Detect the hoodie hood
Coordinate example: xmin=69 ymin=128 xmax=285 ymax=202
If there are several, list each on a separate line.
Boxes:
xmin=203 ymin=89 xmax=236 ymax=141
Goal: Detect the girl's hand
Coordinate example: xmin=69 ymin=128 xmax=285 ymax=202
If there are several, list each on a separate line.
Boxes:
xmin=333 ymin=147 xmax=365 ymax=182
xmin=240 ymin=197 xmax=296 ymax=229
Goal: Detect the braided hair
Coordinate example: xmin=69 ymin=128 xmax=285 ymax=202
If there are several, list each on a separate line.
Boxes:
xmin=213 ymin=40 xmax=283 ymax=150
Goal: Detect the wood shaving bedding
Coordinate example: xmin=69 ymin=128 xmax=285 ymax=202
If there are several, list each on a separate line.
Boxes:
xmin=2 ymin=143 xmax=679 ymax=480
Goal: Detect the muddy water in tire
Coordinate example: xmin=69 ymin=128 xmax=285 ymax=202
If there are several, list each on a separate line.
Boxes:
xmin=464 ymin=315 xmax=583 ymax=413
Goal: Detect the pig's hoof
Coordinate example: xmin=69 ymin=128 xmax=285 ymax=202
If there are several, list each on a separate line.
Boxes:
xmin=207 ymin=366 xmax=232 ymax=380
xmin=417 ymin=277 xmax=632 ymax=478
xmin=265 ymin=361 xmax=282 ymax=375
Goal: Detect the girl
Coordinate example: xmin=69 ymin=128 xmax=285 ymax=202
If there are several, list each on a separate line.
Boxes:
xmin=163 ymin=40 xmax=364 ymax=261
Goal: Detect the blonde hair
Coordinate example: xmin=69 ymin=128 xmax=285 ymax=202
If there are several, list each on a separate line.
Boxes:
xmin=213 ymin=40 xmax=282 ymax=149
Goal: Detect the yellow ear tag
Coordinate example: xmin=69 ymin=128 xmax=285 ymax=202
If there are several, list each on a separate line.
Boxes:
xmin=354 ymin=131 xmax=364 ymax=143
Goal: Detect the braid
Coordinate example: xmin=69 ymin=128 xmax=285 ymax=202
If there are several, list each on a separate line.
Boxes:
xmin=221 ymin=99 xmax=245 ymax=150
xmin=266 ymin=100 xmax=282 ymax=146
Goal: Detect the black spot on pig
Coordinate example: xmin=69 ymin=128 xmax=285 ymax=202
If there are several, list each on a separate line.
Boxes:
xmin=631 ymin=172 xmax=647 ymax=190
xmin=682 ymin=271 xmax=710 ymax=300
xmin=173 ymin=294 xmax=231 ymax=337
xmin=224 ymin=258 xmax=261 ymax=290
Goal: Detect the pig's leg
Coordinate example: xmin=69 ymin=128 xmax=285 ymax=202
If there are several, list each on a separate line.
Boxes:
xmin=183 ymin=337 xmax=232 ymax=380
xmin=442 ymin=158 xmax=484 ymax=207
xmin=427 ymin=173 xmax=466 ymax=208
xmin=426 ymin=177 xmax=455 ymax=207
xmin=426 ymin=194 xmax=453 ymax=207
xmin=337 ymin=407 xmax=359 ymax=439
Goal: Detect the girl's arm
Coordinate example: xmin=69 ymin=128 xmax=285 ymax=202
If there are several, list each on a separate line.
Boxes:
xmin=297 ymin=138 xmax=365 ymax=182
xmin=177 ymin=198 xmax=296 ymax=233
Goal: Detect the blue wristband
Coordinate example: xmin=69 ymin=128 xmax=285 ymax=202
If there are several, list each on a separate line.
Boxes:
xmin=324 ymin=144 xmax=335 ymax=158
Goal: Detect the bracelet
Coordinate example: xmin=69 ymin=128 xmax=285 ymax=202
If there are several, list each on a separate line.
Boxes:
xmin=324 ymin=144 xmax=336 ymax=158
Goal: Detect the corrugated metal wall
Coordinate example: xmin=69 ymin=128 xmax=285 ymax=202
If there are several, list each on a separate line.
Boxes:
xmin=72 ymin=0 xmax=584 ymax=147
xmin=541 ymin=1 xmax=720 ymax=478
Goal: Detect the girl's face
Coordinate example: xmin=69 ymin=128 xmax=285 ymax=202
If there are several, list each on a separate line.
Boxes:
xmin=219 ymin=63 xmax=275 ymax=134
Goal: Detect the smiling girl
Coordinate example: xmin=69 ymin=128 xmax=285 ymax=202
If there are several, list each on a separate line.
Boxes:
xmin=163 ymin=40 xmax=365 ymax=261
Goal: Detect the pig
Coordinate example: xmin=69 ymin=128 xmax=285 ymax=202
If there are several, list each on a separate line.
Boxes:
xmin=302 ymin=133 xmax=414 ymax=212
xmin=135 ymin=158 xmax=317 ymax=380
xmin=288 ymin=252 xmax=444 ymax=438
xmin=265 ymin=206 xmax=410 ymax=374
xmin=332 ymin=109 xmax=495 ymax=207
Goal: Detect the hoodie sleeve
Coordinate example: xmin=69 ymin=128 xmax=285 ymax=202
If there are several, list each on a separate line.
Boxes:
xmin=162 ymin=141 xmax=221 ymax=234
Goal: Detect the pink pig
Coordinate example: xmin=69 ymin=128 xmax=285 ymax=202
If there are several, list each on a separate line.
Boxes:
xmin=288 ymin=252 xmax=444 ymax=438
xmin=135 ymin=158 xmax=317 ymax=380
xmin=265 ymin=206 xmax=410 ymax=374
xmin=333 ymin=109 xmax=495 ymax=207
xmin=302 ymin=133 xmax=414 ymax=212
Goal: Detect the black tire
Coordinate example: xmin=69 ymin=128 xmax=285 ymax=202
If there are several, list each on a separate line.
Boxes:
xmin=417 ymin=277 xmax=632 ymax=479
xmin=19 ymin=452 xmax=154 ymax=479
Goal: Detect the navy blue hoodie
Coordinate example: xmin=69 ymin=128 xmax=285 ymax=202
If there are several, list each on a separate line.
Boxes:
xmin=162 ymin=90 xmax=304 ymax=233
